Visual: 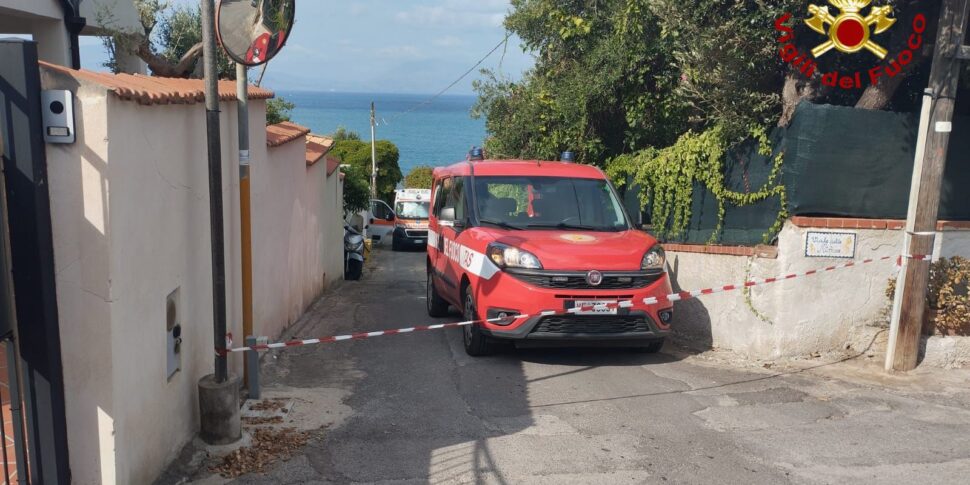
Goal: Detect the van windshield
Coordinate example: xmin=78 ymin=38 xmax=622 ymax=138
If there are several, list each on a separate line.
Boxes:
xmin=395 ymin=201 xmax=430 ymax=220
xmin=473 ymin=176 xmax=630 ymax=232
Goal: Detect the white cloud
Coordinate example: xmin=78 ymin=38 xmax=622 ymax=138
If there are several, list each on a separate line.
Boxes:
xmin=395 ymin=3 xmax=507 ymax=29
xmin=376 ymin=45 xmax=424 ymax=59
xmin=433 ymin=36 xmax=465 ymax=47
xmin=348 ymin=4 xmax=369 ymax=16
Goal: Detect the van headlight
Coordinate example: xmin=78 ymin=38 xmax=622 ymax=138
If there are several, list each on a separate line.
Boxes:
xmin=641 ymin=246 xmax=666 ymax=270
xmin=487 ymin=243 xmax=543 ymax=270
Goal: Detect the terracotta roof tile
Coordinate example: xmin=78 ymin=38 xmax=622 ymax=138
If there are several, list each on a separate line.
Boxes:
xmin=326 ymin=155 xmax=341 ymax=176
xmin=305 ymin=134 xmax=335 ymax=166
xmin=266 ymin=122 xmax=310 ymax=148
xmin=40 ymin=62 xmax=273 ymax=106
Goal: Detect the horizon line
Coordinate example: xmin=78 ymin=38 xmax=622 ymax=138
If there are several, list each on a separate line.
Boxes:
xmin=270 ymin=88 xmax=481 ymax=97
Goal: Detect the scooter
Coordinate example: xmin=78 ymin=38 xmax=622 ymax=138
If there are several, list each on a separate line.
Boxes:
xmin=344 ymin=222 xmax=365 ymax=280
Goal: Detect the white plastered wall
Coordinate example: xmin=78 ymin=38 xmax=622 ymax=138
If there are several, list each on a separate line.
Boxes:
xmin=669 ymin=221 xmax=970 ymax=359
xmin=43 ymin=68 xmax=267 ymax=484
xmin=252 ymin=138 xmax=344 ymax=340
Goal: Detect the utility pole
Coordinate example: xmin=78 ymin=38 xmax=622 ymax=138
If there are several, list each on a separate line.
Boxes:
xmin=887 ymin=0 xmax=969 ymax=372
xmin=370 ymin=101 xmax=378 ymax=201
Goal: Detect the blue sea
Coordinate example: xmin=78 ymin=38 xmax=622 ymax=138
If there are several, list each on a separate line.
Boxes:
xmin=280 ymin=91 xmax=486 ymax=175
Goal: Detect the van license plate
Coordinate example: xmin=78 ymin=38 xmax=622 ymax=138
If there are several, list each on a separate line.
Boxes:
xmin=571 ymin=300 xmax=618 ymax=315
xmin=414 ymin=239 xmax=424 ymax=244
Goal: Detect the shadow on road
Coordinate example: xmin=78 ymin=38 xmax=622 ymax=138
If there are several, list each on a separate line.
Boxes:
xmin=528 ymin=329 xmax=888 ymax=410
xmin=666 ymin=254 xmax=715 ymax=351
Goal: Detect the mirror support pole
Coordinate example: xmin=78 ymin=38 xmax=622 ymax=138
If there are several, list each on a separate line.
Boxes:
xmin=198 ymin=0 xmax=241 ymax=446
xmin=202 ymin=0 xmax=228 ymax=384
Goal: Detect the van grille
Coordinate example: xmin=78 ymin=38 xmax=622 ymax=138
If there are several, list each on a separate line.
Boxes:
xmin=509 ymin=270 xmax=660 ymax=290
xmin=530 ymin=315 xmax=651 ymax=336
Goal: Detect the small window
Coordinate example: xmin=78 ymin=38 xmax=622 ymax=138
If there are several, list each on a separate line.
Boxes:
xmin=444 ymin=178 xmax=465 ymax=222
xmin=433 ymin=178 xmax=451 ymax=218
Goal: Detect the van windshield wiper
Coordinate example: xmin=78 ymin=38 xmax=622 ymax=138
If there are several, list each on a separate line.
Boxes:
xmin=526 ymin=222 xmax=600 ymax=231
xmin=478 ymin=219 xmax=523 ymax=231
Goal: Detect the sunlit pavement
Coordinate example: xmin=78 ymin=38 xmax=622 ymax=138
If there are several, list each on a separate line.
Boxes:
xmin=169 ymin=246 xmax=970 ymax=484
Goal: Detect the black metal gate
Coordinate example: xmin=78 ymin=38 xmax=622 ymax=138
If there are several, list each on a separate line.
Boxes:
xmin=0 ymin=39 xmax=71 ymax=485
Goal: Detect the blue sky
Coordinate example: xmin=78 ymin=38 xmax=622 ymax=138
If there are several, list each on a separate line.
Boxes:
xmin=79 ymin=0 xmax=535 ymax=95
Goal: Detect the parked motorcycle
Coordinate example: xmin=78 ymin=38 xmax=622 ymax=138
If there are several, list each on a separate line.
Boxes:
xmin=344 ymin=222 xmax=365 ymax=280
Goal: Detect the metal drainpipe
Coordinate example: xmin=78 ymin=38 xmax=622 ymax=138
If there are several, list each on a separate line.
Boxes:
xmin=58 ymin=0 xmax=85 ymax=69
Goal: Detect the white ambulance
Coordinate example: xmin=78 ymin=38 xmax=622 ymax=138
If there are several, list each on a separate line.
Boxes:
xmin=392 ymin=188 xmax=432 ymax=251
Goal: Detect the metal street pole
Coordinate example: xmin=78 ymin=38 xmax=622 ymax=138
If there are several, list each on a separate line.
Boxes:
xmin=201 ymin=0 xmax=228 ymax=383
xmin=887 ymin=0 xmax=969 ymax=372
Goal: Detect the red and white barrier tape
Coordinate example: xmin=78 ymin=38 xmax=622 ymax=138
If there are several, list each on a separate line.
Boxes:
xmin=218 ymin=253 xmax=921 ymax=355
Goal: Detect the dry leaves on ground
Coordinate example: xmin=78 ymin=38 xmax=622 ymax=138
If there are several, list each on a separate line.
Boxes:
xmin=250 ymin=398 xmax=288 ymax=412
xmin=210 ymin=427 xmax=309 ymax=478
xmin=242 ymin=416 xmax=284 ymax=425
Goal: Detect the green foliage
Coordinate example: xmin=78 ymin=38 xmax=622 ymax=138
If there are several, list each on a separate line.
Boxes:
xmin=155 ymin=4 xmax=233 ymax=78
xmin=742 ymin=258 xmax=775 ymax=325
xmin=341 ymin=166 xmax=371 ymax=215
xmin=473 ymin=0 xmax=688 ymax=164
xmin=98 ymin=0 xmax=235 ymax=78
xmin=607 ymin=125 xmax=787 ymax=244
xmin=887 ymin=257 xmax=970 ymax=336
xmin=404 ymin=166 xmax=434 ymax=190
xmin=645 ymin=0 xmax=800 ymax=135
xmin=266 ymin=97 xmax=295 ymax=125
xmin=332 ymin=126 xmax=361 ymax=141
xmin=329 ymin=130 xmax=403 ymax=204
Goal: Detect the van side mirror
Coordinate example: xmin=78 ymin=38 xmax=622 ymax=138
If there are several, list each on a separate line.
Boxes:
xmin=385 ymin=213 xmax=395 ymax=222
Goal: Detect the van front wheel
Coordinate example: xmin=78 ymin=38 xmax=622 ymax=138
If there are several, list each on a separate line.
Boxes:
xmin=462 ymin=289 xmax=494 ymax=356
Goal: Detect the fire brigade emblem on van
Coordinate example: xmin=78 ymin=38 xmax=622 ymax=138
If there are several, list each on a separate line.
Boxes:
xmin=560 ymin=234 xmax=597 ymax=243
xmin=586 ymin=270 xmax=604 ymax=287
xmin=805 ymin=0 xmax=895 ymax=59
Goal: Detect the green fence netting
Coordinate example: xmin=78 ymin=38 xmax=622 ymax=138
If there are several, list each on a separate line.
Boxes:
xmin=624 ymin=102 xmax=970 ymax=245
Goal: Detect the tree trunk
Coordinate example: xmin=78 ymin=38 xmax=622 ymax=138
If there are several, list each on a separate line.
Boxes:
xmin=779 ymin=71 xmax=818 ymax=127
xmin=135 ymin=40 xmax=204 ymax=78
xmin=855 ymin=72 xmax=908 ymax=110
xmin=854 ymin=0 xmax=935 ymax=110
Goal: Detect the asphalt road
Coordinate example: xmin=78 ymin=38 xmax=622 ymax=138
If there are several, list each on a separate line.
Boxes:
xmin=187 ymin=247 xmax=970 ymax=484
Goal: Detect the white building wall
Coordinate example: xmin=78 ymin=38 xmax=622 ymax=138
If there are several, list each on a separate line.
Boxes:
xmin=42 ymin=68 xmax=266 ymax=483
xmin=301 ymin=160 xmax=346 ymax=304
xmin=323 ymin=170 xmax=345 ymax=287
xmin=251 ymin=139 xmax=305 ymax=339
xmin=104 ymin=97 xmax=250 ymax=484
xmin=0 ymin=0 xmax=62 ymax=20
xmin=1 ymin=0 xmax=143 ymax=69
xmin=251 ymin=138 xmax=345 ymax=341
xmin=669 ymin=221 xmax=970 ymax=359
xmin=41 ymin=62 xmax=343 ymax=482
xmin=44 ymin=78 xmax=117 ymax=485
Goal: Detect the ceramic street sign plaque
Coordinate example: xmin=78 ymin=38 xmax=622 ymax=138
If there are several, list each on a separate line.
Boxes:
xmin=805 ymin=231 xmax=857 ymax=259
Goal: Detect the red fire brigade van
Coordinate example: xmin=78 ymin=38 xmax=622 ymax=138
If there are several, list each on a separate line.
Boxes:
xmin=426 ymin=159 xmax=674 ymax=356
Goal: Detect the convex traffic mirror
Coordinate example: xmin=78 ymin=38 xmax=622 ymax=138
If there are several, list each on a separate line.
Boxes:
xmin=216 ymin=0 xmax=295 ymax=66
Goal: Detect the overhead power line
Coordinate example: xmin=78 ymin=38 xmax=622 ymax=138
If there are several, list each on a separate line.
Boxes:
xmin=380 ymin=32 xmax=512 ymax=125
